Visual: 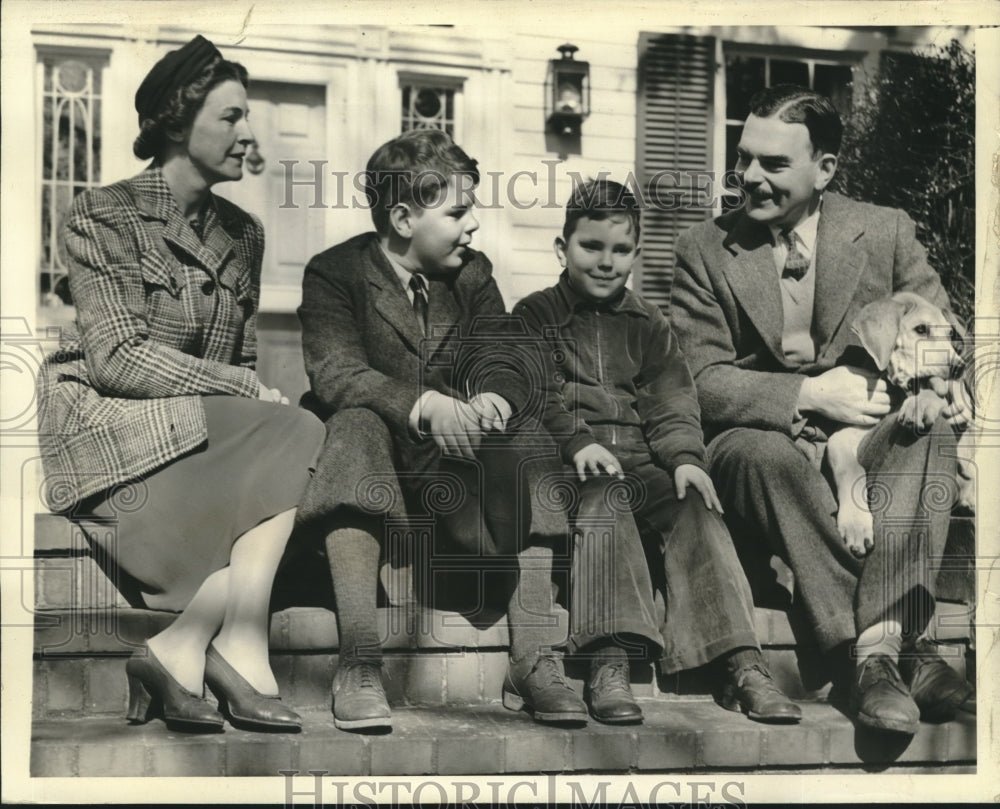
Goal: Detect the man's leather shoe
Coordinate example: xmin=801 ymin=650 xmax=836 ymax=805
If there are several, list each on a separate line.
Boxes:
xmin=721 ymin=664 xmax=802 ymax=723
xmin=586 ymin=660 xmax=643 ymax=725
xmin=503 ymin=654 xmax=588 ymax=725
xmin=900 ymin=641 xmax=975 ymax=721
xmin=331 ymin=659 xmax=392 ymax=731
xmin=850 ymin=654 xmax=920 ymax=734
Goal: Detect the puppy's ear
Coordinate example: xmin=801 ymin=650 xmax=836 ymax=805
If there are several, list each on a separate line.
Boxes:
xmin=851 ymin=298 xmax=906 ymax=371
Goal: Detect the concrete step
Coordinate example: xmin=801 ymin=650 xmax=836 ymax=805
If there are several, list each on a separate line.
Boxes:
xmin=30 ymin=700 xmax=977 ymax=777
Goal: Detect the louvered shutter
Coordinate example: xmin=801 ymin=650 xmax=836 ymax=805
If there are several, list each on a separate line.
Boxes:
xmin=636 ymin=33 xmax=716 ymax=314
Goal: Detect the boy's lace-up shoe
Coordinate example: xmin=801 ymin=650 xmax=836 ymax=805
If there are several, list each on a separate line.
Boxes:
xmin=721 ymin=663 xmax=803 ymax=723
xmin=586 ymin=659 xmax=643 ymax=725
xmin=331 ymin=658 xmax=392 ymax=732
xmin=503 ymin=654 xmax=588 ymax=725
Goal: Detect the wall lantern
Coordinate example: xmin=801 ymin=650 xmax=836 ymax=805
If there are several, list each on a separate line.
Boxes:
xmin=545 ymin=43 xmax=590 ymax=157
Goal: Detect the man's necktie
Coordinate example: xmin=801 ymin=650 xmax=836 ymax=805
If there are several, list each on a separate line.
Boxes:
xmin=409 ymin=273 xmax=429 ymax=336
xmin=781 ymin=229 xmax=810 ymax=281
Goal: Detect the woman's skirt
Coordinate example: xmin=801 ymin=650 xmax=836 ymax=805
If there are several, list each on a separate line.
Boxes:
xmin=73 ymin=396 xmax=324 ymax=611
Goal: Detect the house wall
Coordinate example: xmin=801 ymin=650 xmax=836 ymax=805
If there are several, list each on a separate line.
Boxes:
xmin=20 ymin=22 xmax=973 ymax=401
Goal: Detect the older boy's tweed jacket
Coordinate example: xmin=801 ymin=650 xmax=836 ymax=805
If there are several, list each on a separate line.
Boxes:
xmin=37 ymin=167 xmax=263 ymax=511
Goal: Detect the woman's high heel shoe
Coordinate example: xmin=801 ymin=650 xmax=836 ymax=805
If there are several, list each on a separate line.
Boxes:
xmin=204 ymin=644 xmax=302 ymax=732
xmin=125 ymin=644 xmax=224 ymax=732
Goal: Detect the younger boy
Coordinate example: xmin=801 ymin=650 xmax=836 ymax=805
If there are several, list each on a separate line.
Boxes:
xmin=297 ymin=130 xmax=606 ymax=730
xmin=512 ymin=179 xmax=802 ymax=724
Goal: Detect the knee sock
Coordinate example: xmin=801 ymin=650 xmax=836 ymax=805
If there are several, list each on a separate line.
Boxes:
xmin=507 ymin=544 xmax=558 ymax=665
xmin=325 ymin=520 xmax=383 ymax=664
xmin=854 ymin=620 xmax=903 ymax=666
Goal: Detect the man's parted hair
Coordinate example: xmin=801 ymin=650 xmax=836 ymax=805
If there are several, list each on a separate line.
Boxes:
xmin=747 ymin=84 xmax=843 ymax=156
xmin=562 ymin=178 xmax=641 ymax=242
xmin=364 ymin=128 xmax=480 ymax=234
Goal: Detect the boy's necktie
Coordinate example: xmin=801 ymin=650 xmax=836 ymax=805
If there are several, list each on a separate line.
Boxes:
xmin=781 ymin=229 xmax=810 ymax=281
xmin=409 ymin=273 xmax=429 ymax=336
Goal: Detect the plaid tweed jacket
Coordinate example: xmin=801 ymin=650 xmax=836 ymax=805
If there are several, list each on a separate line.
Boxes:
xmin=37 ymin=167 xmax=264 ymax=511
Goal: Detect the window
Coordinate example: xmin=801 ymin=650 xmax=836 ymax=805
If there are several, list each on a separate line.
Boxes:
xmin=399 ymin=73 xmax=463 ymax=137
xmin=38 ymin=49 xmax=107 ymax=307
xmin=722 ymin=48 xmax=856 ymax=208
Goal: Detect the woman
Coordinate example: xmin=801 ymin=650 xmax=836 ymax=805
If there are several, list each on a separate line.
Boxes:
xmin=36 ymin=35 xmax=324 ymax=733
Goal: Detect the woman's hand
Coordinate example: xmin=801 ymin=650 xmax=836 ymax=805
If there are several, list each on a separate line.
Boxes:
xmin=258 ymin=381 xmax=289 ymax=405
xmin=674 ymin=464 xmax=724 ymax=512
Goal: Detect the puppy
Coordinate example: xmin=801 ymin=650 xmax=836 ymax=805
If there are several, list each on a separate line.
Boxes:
xmin=825 ymin=292 xmax=971 ymax=556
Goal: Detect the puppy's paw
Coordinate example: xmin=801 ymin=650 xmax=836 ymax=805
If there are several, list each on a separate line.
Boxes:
xmin=898 ymin=389 xmax=946 ymax=431
xmin=837 ymin=501 xmax=874 ymax=557
xmin=956 ymin=457 xmax=976 ymax=514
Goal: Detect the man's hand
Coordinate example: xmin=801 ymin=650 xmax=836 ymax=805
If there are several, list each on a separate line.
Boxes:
xmin=572 ymin=443 xmax=624 ymax=482
xmin=421 ymin=391 xmax=483 ymax=459
xmin=258 ymin=380 xmax=290 ymax=405
xmin=797 ymin=365 xmax=892 ymax=426
xmin=674 ymin=464 xmax=724 ymax=512
xmin=468 ymin=392 xmax=513 ymax=433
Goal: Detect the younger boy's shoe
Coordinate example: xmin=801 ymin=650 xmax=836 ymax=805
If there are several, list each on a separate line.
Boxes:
xmin=331 ymin=659 xmax=392 ymax=732
xmin=586 ymin=659 xmax=643 ymax=725
xmin=721 ymin=663 xmax=802 ymax=723
xmin=899 ymin=641 xmax=975 ymax=721
xmin=849 ymin=654 xmax=919 ymax=734
xmin=503 ymin=654 xmax=588 ymax=725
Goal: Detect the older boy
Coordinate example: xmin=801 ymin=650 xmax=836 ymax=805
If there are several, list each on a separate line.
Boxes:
xmin=296 ymin=130 xmax=591 ymax=731
xmin=513 ymin=179 xmax=801 ymax=724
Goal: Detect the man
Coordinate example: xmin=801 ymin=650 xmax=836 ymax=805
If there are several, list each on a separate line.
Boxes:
xmin=670 ymin=84 xmax=973 ymax=734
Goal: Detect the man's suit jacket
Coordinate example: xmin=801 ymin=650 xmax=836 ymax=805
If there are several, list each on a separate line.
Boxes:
xmin=670 ymin=192 xmax=949 ymax=442
xmin=38 ymin=167 xmax=263 ymax=510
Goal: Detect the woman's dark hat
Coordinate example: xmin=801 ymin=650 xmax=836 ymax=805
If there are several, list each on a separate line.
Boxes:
xmin=134 ymin=35 xmax=222 ymax=123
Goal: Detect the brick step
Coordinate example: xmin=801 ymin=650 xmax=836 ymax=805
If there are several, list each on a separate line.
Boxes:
xmin=34 ymin=512 xmax=979 ymax=609
xmin=32 ymin=606 xmax=973 ymax=719
xmin=32 ymin=643 xmax=973 ymax=721
xmin=33 ymin=601 xmax=974 ymax=656
xmin=31 ymin=700 xmax=977 ymax=777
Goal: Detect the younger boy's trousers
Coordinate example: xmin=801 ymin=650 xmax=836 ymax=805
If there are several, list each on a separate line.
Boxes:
xmin=569 ymin=451 xmax=760 ymax=674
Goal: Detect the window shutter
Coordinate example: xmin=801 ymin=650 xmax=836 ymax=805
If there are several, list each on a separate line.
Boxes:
xmin=636 ymin=33 xmax=716 ymax=314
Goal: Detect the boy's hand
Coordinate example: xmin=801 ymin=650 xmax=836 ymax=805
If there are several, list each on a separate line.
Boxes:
xmin=572 ymin=443 xmax=624 ymax=482
xmin=258 ymin=380 xmax=290 ymax=405
xmin=674 ymin=464 xmax=724 ymax=512
xmin=468 ymin=392 xmax=512 ymax=433
xmin=421 ymin=391 xmax=483 ymax=459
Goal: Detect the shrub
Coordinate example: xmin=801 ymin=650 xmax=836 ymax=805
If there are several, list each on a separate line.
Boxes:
xmin=834 ymin=40 xmax=975 ymax=324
